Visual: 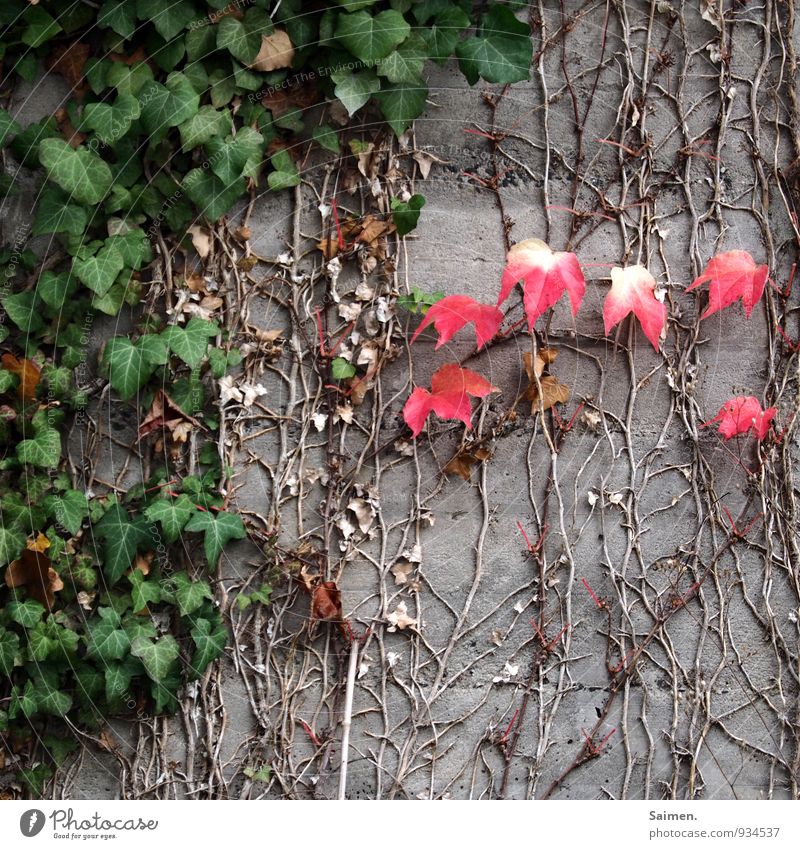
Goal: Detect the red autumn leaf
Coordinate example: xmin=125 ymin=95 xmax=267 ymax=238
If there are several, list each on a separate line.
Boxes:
xmin=603 ymin=265 xmax=667 ymax=350
xmin=403 ymin=363 xmax=499 ymax=437
xmin=496 ymin=239 xmax=586 ymax=329
xmin=703 ymin=396 xmax=776 ymax=441
xmin=686 ymin=251 xmax=768 ymax=319
xmin=410 ymin=295 xmax=503 ymax=350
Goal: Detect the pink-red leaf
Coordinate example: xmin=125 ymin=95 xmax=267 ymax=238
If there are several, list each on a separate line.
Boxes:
xmin=497 ymin=239 xmax=586 ymax=329
xmin=403 ymin=363 xmax=499 ymax=437
xmin=410 ymin=295 xmax=503 ymax=350
xmin=603 ymin=265 xmax=667 ymax=350
xmin=702 ymin=396 xmax=776 ymax=441
xmin=686 ymin=251 xmax=768 ymax=319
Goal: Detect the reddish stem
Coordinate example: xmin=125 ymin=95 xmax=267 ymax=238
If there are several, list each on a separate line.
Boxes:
xmin=581 ymin=577 xmax=604 ymax=609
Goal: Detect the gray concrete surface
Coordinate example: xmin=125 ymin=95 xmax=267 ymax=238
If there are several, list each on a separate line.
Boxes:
xmin=4 ymin=1 xmax=800 ymax=799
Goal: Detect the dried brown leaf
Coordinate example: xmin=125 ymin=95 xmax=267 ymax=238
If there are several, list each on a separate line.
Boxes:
xmin=1 ymin=353 xmax=41 ymax=402
xmin=5 ymin=548 xmax=63 ymax=609
xmin=250 ymin=30 xmax=294 ymax=72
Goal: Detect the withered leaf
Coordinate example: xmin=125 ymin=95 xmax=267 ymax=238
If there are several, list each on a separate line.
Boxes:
xmin=1 ymin=353 xmax=41 ymax=402
xmin=5 ymin=548 xmax=63 ymax=609
xmin=311 ymin=580 xmax=342 ymax=622
xmin=444 ymin=445 xmax=492 ymax=480
xmin=250 ymin=30 xmax=294 ymax=72
xmin=138 ymin=389 xmax=204 ymax=441
xmin=523 ymin=349 xmax=570 ymax=413
xmin=47 ymin=42 xmax=90 ymax=90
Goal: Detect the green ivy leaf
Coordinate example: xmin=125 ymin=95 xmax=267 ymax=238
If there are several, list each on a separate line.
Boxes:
xmin=34 ymin=680 xmax=72 ymax=717
xmin=36 ymin=271 xmax=77 ymax=311
xmin=334 ymin=9 xmax=410 ymax=63
xmin=1 ymin=291 xmax=44 ymax=333
xmin=128 ymin=568 xmax=162 ymax=610
xmin=331 ymin=357 xmax=356 ymax=380
xmin=162 ymin=317 xmax=219 ymax=368
xmin=0 ymin=108 xmax=21 ymax=146
xmin=94 ymin=504 xmax=155 ymax=585
xmin=184 ymin=509 xmax=246 ymax=568
xmin=375 ymin=81 xmax=429 ymax=136
xmin=73 ymin=244 xmax=125 ymax=297
xmin=39 ymin=139 xmax=113 ymax=205
xmin=85 ymin=608 xmax=131 ymax=662
xmin=9 ymin=681 xmax=37 ymax=719
xmin=183 ymin=168 xmax=244 ymax=220
xmin=105 ymin=658 xmax=138 ymax=707
xmin=267 ymin=149 xmax=300 ymax=191
xmin=166 ymin=570 xmax=213 ymax=617
xmin=216 ymin=15 xmax=261 ymax=64
xmin=45 ymin=489 xmax=90 ymax=536
xmin=7 ymin=599 xmax=45 ymax=629
xmin=22 ymin=6 xmax=62 ymax=48
xmin=28 ymin=619 xmax=79 ymax=662
xmin=331 ymin=69 xmax=381 ymax=116
xmin=391 ymin=193 xmax=426 ymax=236
xmin=136 ymin=0 xmax=196 ymax=42
xmin=80 ymin=93 xmax=141 ymax=144
xmin=17 ymin=426 xmax=61 ymax=468
xmin=0 ymin=628 xmax=21 ymax=675
xmin=312 ymin=125 xmax=340 ymax=153
xmin=205 ymin=127 xmax=264 ymax=185
xmin=99 ymin=0 xmax=138 ymax=39
xmin=188 ymin=617 xmax=226 ymax=679
xmin=135 ymin=334 xmax=169 ymax=367
xmin=130 ymin=634 xmax=179 ymax=683
xmin=455 ymin=5 xmax=533 ymax=85
xmin=32 ymin=187 xmax=88 ymax=237
xmin=103 ymin=337 xmax=161 ymax=400
xmin=107 ymin=230 xmax=153 ymax=270
xmin=138 ymin=73 xmax=200 ymax=137
xmin=378 ymin=37 xmax=427 ymax=84
xmin=106 ymin=61 xmax=154 ymax=96
xmin=144 ymin=494 xmax=195 ymax=544
xmin=423 ymin=7 xmax=471 ymax=62
xmin=179 ymin=105 xmax=232 ymax=152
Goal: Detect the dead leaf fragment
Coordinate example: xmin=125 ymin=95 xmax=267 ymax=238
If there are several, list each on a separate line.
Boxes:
xmin=132 ymin=551 xmax=153 ymax=577
xmin=523 ymin=349 xmax=570 ymax=412
xmin=139 ymin=389 xmax=203 ymax=441
xmin=444 ymin=444 xmax=491 ymax=480
xmin=412 ymin=149 xmax=449 ymax=180
xmin=47 ymin=42 xmax=90 ymax=91
xmin=311 ymin=581 xmax=342 ymax=622
xmin=391 ymin=561 xmax=413 ymax=586
xmin=387 ymin=601 xmax=417 ymax=632
xmin=188 ymin=224 xmax=212 ymax=259
xmin=27 ymin=533 xmax=51 ymax=553
xmin=5 ymin=547 xmax=63 ymax=609
xmin=250 ymin=30 xmax=295 ymax=72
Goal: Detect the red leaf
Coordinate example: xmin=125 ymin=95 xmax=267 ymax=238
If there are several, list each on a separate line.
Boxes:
xmin=603 ymin=265 xmax=666 ymax=350
xmin=403 ymin=363 xmax=498 ymax=437
xmin=410 ymin=295 xmax=503 ymax=350
xmin=702 ymin=396 xmax=776 ymax=441
xmin=686 ymin=251 xmax=768 ymax=319
xmin=497 ymin=239 xmax=586 ymax=329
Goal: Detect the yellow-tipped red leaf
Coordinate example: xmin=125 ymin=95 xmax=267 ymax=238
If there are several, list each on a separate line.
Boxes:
xmin=497 ymin=239 xmax=585 ymax=329
xmin=603 ymin=265 xmax=666 ymax=350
